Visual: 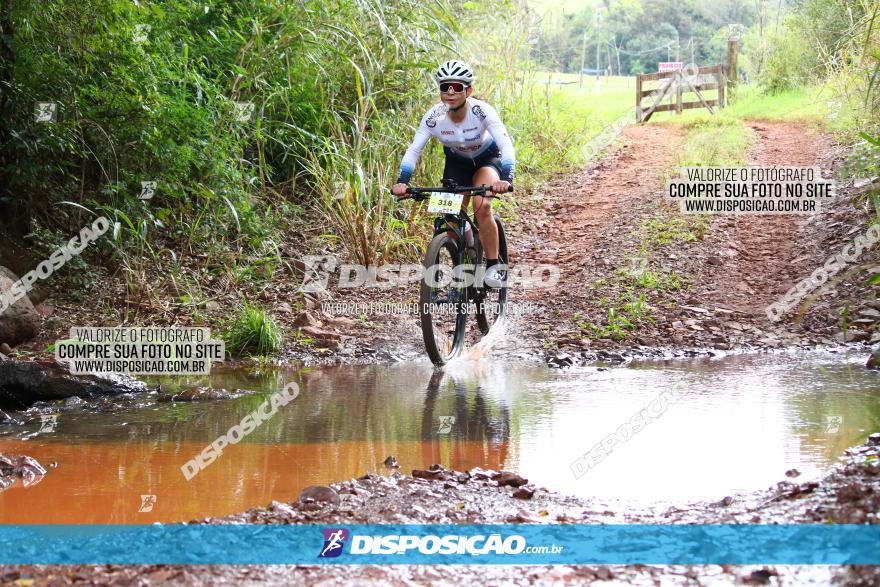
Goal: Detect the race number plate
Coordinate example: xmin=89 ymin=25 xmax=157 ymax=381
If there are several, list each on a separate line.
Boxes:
xmin=427 ymin=192 xmax=463 ymax=214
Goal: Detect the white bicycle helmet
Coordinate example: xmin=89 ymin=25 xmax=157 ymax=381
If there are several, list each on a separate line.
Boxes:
xmin=435 ymin=60 xmax=474 ymax=85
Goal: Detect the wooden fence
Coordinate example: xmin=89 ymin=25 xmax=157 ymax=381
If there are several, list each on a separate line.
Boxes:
xmin=635 ymin=65 xmax=724 ymax=123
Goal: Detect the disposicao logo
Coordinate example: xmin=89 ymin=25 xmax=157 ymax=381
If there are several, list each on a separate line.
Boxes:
xmin=319 ymin=528 xmax=349 ymax=558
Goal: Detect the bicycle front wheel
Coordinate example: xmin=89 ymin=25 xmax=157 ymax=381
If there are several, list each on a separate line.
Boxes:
xmin=420 ymin=233 xmax=467 ymax=366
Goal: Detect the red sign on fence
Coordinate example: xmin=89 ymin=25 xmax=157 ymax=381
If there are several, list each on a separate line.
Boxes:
xmin=658 ymin=62 xmax=683 ymax=72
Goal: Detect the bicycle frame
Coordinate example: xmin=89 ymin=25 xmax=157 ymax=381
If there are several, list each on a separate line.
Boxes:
xmin=395 ymin=180 xmax=512 ymax=365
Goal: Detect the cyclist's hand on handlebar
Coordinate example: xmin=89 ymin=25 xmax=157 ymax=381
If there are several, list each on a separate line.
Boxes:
xmin=392 ymin=183 xmax=409 ymax=198
xmin=491 ymin=180 xmax=511 ymax=194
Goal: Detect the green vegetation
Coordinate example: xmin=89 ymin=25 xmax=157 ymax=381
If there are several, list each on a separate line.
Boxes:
xmin=723 ymin=85 xmax=833 ymax=123
xmin=0 ymin=0 xmax=572 ymax=303
xmin=629 ymin=267 xmax=684 ymax=291
xmin=576 ymin=291 xmax=656 ymax=341
xmin=533 ymin=74 xmax=636 ymax=163
xmin=672 ymin=116 xmax=755 ymax=167
xmin=531 ymin=0 xmax=750 ymax=75
xmin=638 ymin=211 xmax=709 ymax=248
xmin=222 ymin=302 xmax=283 ymax=357
xmin=532 ymin=0 xmax=878 ymax=168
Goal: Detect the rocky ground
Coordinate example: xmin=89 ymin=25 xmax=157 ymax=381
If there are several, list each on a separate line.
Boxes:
xmin=2 ymin=434 xmax=878 ymax=585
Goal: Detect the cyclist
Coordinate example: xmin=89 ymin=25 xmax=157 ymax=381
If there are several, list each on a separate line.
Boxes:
xmin=392 ymin=59 xmax=515 ymax=288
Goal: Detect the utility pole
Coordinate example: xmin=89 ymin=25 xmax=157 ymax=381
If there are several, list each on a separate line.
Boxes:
xmin=614 ymin=35 xmax=621 ymax=77
xmin=595 ymin=10 xmax=601 ymax=90
xmin=691 ymin=37 xmax=695 ymax=64
xmin=579 ymin=28 xmax=587 ymax=88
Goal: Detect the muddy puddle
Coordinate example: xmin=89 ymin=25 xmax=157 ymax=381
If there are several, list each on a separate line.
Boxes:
xmin=0 ymin=350 xmax=877 ymax=524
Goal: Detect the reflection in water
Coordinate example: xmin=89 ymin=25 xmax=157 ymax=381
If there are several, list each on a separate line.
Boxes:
xmin=0 ymin=351 xmax=877 ymax=523
xmin=419 ymin=369 xmax=511 ymax=471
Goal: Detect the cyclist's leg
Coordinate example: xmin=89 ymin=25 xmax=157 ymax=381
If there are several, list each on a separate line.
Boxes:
xmin=471 ymin=165 xmax=500 ymax=260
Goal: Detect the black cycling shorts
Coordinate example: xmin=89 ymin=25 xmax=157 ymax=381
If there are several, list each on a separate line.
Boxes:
xmin=442 ymin=146 xmax=503 ymax=188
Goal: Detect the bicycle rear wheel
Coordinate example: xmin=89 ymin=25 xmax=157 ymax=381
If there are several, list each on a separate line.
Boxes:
xmin=476 ymin=215 xmax=508 ymax=335
xmin=420 ymin=233 xmax=467 ymax=366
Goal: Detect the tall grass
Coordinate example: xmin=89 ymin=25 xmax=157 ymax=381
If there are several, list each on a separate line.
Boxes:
xmin=223 ymin=302 xmax=283 ymax=357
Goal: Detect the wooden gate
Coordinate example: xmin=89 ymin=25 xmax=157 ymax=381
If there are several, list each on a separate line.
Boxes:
xmin=635 ymin=65 xmax=724 ymax=123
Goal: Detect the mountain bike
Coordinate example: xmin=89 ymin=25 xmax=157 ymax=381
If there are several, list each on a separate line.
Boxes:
xmin=397 ymin=180 xmax=511 ymax=366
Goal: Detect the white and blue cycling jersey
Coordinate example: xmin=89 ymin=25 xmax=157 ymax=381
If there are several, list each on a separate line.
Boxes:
xmin=396 ymin=98 xmax=515 ymax=184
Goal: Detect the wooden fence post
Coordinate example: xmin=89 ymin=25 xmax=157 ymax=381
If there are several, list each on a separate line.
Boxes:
xmin=676 ymin=72 xmax=683 ymax=114
xmin=636 ymin=74 xmax=643 ymax=123
xmin=727 ymin=36 xmax=738 ymax=99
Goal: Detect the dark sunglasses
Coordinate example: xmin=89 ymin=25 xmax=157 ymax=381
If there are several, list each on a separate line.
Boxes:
xmin=439 ymin=82 xmax=468 ymax=93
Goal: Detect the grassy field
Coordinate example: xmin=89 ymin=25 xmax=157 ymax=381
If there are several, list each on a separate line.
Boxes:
xmin=529 ymin=74 xmax=636 ymax=164
xmin=521 ymin=74 xmax=851 ymax=185
xmin=639 ymin=83 xmax=839 ymax=169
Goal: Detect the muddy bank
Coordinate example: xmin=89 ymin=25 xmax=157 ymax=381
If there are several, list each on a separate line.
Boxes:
xmin=2 ymin=435 xmax=877 ymax=585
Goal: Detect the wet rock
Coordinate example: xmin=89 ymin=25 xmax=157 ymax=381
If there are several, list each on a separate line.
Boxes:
xmin=300 ymin=326 xmax=343 ymax=342
xmin=0 ymin=454 xmax=47 ymax=487
xmin=267 ymin=500 xmax=298 ymax=517
xmin=468 ymin=467 xmax=498 ymax=481
xmin=0 ymin=343 xmax=11 ymax=356
xmin=293 ymin=312 xmax=320 ymax=328
xmin=512 ymin=486 xmax=535 ymax=499
xmin=834 ymin=330 xmax=868 ymax=343
xmin=0 ymin=358 xmax=147 ymax=404
xmin=867 ymin=433 xmax=880 ymax=446
xmin=0 ymin=266 xmax=41 ymax=346
xmin=506 ymin=509 xmax=540 ymax=523
xmin=836 ymin=483 xmax=866 ymax=503
xmin=867 ymin=348 xmax=880 ymax=370
xmin=158 ymin=387 xmax=255 ymax=402
xmin=383 ymin=455 xmax=399 ymax=468
xmin=297 ymin=485 xmax=340 ymax=505
xmin=597 ymin=350 xmax=626 ymax=362
xmin=325 ymin=316 xmax=359 ymax=328
xmin=548 ymin=353 xmax=573 ymax=367
xmin=785 ymin=468 xmax=800 ymax=478
xmin=492 ymin=471 xmax=528 ymax=488
xmin=744 ymin=568 xmax=778 ymax=584
xmin=412 ymin=468 xmax=444 ymax=481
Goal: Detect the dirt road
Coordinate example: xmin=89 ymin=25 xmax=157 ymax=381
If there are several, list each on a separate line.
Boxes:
xmin=505 ymin=119 xmax=877 ymax=363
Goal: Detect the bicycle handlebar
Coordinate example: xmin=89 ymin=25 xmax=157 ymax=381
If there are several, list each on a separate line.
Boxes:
xmin=395 ymin=184 xmax=513 ymax=201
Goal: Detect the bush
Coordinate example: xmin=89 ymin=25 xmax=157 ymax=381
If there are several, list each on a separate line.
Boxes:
xmin=759 ymin=24 xmax=814 ymax=93
xmin=223 ymin=302 xmax=283 ymax=357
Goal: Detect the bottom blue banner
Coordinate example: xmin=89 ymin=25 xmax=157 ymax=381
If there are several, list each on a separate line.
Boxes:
xmin=0 ymin=524 xmax=877 ymax=565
